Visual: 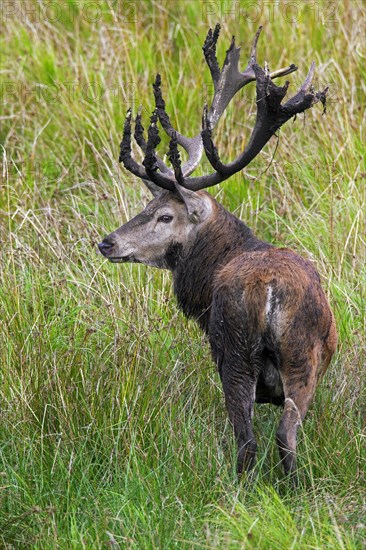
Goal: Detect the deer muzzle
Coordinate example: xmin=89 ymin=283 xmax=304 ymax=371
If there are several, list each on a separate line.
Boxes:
xmin=98 ymin=237 xmax=134 ymax=263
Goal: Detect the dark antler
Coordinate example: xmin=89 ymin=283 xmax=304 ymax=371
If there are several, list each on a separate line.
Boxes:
xmin=119 ymin=25 xmax=328 ymax=192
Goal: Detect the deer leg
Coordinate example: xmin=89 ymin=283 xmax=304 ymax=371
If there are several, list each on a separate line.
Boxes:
xmin=276 ymin=352 xmax=319 ymax=484
xmin=221 ymin=364 xmax=258 ymax=477
xmin=276 ymin=397 xmax=302 ymax=483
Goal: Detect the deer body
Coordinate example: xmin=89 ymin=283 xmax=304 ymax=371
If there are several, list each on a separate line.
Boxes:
xmin=100 ymin=190 xmax=337 ymax=480
xmin=98 ymin=25 xmax=336 ymax=483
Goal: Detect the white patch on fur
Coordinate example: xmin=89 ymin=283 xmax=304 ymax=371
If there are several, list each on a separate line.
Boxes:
xmin=251 ymin=386 xmax=256 ymax=418
xmin=265 ymin=285 xmax=273 ymax=316
xmin=284 ymin=398 xmax=301 ymax=423
xmin=265 ymin=284 xmax=283 ymax=338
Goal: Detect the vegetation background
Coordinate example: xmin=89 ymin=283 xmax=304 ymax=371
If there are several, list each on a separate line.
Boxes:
xmin=0 ymin=0 xmax=365 ymax=547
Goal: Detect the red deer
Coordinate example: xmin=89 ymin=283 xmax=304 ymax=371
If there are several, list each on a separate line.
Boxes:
xmin=98 ymin=25 xmax=337 ymax=484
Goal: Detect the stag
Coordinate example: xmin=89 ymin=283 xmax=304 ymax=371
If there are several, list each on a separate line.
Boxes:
xmin=98 ymin=25 xmax=337 ymax=484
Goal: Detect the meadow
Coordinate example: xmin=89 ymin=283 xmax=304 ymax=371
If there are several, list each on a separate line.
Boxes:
xmin=0 ymin=0 xmax=365 ymax=547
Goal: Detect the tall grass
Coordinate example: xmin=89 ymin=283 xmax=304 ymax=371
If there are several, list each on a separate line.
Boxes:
xmin=0 ymin=0 xmax=365 ymax=547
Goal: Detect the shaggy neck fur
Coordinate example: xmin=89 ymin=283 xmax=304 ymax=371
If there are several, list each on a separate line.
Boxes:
xmin=170 ymin=200 xmax=271 ymax=332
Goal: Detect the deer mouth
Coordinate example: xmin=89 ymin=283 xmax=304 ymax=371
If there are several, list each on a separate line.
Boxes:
xmin=108 ymin=255 xmax=138 ymax=263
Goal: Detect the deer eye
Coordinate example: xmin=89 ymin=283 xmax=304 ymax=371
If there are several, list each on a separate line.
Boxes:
xmin=158 ymin=215 xmax=173 ymax=223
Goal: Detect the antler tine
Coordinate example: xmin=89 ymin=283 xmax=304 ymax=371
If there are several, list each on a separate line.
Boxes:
xmin=246 ymin=27 xmax=294 ymax=79
xmin=139 ymin=110 xmax=175 ymax=190
xmin=202 ymin=23 xmax=221 ymax=89
xmin=119 ymin=108 xmax=147 ymax=179
xmin=206 ymin=33 xmax=243 ymax=128
xmin=249 ymin=26 xmax=262 ymax=65
xmin=153 ymin=75 xmax=188 ymax=146
xmin=284 ymin=61 xmax=328 ymax=113
xmin=300 ymin=61 xmax=316 ymax=92
xmin=167 ymin=131 xmax=185 ymax=186
xmin=134 ymin=106 xmax=146 ymax=151
xmin=119 ymin=107 xmax=132 ymax=162
xmin=201 ymin=104 xmax=225 ymax=174
xmin=142 ymin=109 xmax=161 ymax=172
xmin=153 ymin=74 xmax=204 ymax=177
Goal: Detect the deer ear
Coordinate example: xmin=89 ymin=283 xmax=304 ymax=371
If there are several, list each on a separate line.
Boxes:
xmin=176 ymin=186 xmax=211 ymax=223
xmin=142 ymin=179 xmax=164 ymax=198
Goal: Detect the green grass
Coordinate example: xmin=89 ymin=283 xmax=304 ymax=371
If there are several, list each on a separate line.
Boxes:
xmin=0 ymin=0 xmax=365 ymax=547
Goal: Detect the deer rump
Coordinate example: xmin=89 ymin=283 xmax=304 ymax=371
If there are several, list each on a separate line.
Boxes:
xmin=209 ymin=248 xmax=333 ymax=405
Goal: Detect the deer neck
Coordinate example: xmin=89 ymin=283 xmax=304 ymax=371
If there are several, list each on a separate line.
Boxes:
xmin=170 ymin=202 xmax=269 ymax=332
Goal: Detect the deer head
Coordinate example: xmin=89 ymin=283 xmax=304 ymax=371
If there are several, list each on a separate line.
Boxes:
xmin=99 ymin=24 xmax=327 ymax=267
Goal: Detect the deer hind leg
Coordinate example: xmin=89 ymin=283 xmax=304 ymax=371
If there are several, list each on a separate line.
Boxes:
xmin=221 ymin=361 xmax=259 ymax=477
xmin=276 ymin=346 xmax=320 ymax=484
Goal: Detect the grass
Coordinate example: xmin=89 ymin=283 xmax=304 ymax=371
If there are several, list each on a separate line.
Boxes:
xmin=0 ymin=0 xmax=365 ymax=547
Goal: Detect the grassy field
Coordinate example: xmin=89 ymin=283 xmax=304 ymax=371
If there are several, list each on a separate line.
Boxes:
xmin=0 ymin=0 xmax=365 ymax=547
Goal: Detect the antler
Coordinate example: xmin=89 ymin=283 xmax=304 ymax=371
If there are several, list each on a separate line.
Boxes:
xmin=119 ymin=24 xmax=328 ymax=193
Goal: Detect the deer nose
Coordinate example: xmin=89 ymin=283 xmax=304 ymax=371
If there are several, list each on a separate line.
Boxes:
xmin=98 ymin=238 xmax=115 ymax=256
